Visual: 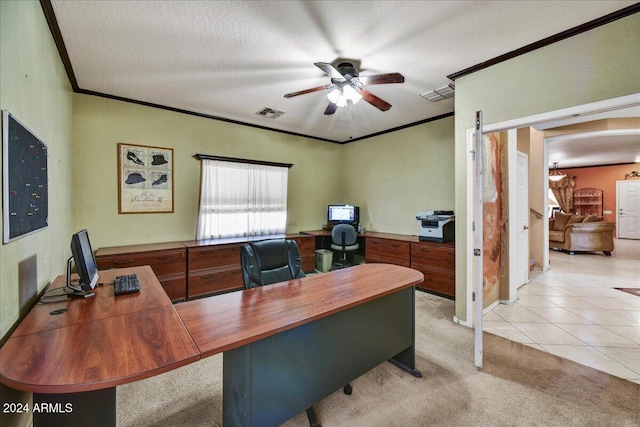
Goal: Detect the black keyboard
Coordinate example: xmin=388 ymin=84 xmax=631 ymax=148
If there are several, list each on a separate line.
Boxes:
xmin=114 ymin=274 xmax=141 ymax=296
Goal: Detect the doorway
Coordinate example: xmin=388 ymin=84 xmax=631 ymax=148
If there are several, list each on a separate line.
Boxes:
xmin=465 ymin=93 xmax=640 ymax=327
xmin=617 ymin=180 xmax=640 ymax=239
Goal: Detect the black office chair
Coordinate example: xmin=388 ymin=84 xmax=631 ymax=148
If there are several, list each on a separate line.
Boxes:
xmin=240 ymin=239 xmax=305 ymax=288
xmin=331 ymin=223 xmax=359 ymax=268
xmin=240 ymin=239 xmax=323 ymax=425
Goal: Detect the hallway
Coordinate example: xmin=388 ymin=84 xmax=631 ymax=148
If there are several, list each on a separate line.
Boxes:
xmin=484 ymin=238 xmax=640 ymax=384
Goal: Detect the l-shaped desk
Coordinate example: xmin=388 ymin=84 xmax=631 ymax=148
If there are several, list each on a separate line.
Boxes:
xmin=0 ymin=263 xmax=424 ymax=427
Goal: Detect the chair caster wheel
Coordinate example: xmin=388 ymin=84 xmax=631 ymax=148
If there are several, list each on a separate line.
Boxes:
xmin=343 ymin=384 xmax=352 ymax=395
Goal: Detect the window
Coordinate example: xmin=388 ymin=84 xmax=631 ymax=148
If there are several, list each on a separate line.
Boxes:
xmin=196 ymin=159 xmax=288 ymax=239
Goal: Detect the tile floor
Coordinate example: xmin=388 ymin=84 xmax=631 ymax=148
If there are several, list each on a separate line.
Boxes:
xmin=483 ymin=238 xmax=640 ymax=384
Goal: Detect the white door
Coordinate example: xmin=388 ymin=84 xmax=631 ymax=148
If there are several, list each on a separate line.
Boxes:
xmin=617 ymin=180 xmax=640 ymax=239
xmin=516 ymin=152 xmax=529 ymax=287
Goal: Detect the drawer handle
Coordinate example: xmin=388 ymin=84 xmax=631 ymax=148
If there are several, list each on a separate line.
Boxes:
xmin=200 ymin=250 xmax=215 ymax=255
xmin=201 ymin=274 xmax=216 ymax=280
xmin=113 ymin=259 xmax=134 ymax=265
xmin=391 ymin=244 xmax=402 ymax=248
xmin=420 ymin=248 xmax=431 ymax=252
xmin=156 ymin=255 xmax=173 ymax=260
xmin=424 ymin=271 xmax=432 ymax=275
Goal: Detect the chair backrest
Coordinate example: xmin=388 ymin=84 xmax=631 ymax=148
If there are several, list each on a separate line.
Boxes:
xmin=332 ymin=223 xmax=357 ymax=246
xmin=240 ymin=239 xmax=305 ymax=289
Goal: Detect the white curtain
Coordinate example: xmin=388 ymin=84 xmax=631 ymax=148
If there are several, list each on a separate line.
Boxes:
xmin=196 ymin=160 xmax=288 ymax=239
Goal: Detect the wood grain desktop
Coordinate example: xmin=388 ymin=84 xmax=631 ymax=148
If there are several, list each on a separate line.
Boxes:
xmin=0 ymin=266 xmax=199 ymax=394
xmin=0 ymin=263 xmax=423 ymax=427
xmin=176 ymin=263 xmax=424 ymax=357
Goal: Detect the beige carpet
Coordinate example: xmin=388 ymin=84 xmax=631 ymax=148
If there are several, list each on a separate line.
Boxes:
xmin=118 ymin=291 xmax=640 ymax=426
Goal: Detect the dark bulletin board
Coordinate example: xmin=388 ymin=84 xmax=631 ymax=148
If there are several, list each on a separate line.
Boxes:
xmin=2 ymin=111 xmax=49 ymax=243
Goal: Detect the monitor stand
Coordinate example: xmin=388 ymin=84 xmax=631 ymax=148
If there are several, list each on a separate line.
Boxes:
xmin=65 ymin=256 xmax=89 ymax=296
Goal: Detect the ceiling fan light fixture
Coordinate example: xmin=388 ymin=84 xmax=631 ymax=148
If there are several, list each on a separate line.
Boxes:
xmin=549 ymin=162 xmax=567 ymax=181
xmin=342 ymin=85 xmax=362 ymax=104
xmin=327 ymin=85 xmax=362 ymax=108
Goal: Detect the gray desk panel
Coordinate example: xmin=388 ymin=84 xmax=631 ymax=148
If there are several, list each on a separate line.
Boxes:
xmin=223 ymin=287 xmax=415 ymax=427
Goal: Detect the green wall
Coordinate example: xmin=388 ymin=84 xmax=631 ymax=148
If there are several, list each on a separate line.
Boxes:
xmin=342 ymin=116 xmax=455 ymax=235
xmin=454 ymin=13 xmax=640 ymax=323
xmin=72 ymin=95 xmax=455 ymax=249
xmin=0 ymin=0 xmax=74 ymax=338
xmin=0 ymin=2 xmax=73 ymax=426
xmin=72 ymin=95 xmax=343 ymax=249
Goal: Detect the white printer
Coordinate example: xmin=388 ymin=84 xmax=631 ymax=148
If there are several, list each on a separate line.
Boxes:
xmin=416 ymin=210 xmax=455 ymax=243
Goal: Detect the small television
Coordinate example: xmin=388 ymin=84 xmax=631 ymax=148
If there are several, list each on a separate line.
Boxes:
xmin=67 ymin=229 xmax=99 ymax=292
xmin=327 ymin=204 xmax=359 ymax=226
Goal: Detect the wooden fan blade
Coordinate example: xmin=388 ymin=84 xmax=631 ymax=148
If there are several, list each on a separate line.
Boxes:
xmin=324 ymin=102 xmax=337 ymax=115
xmin=284 ymin=85 xmax=330 ymax=98
xmin=359 ymin=89 xmax=392 ymax=111
xmin=358 ymin=73 xmax=405 ymax=85
xmin=314 ymin=62 xmax=344 ymax=80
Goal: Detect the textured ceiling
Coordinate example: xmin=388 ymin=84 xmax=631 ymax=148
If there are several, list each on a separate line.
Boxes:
xmin=49 ymin=0 xmax=639 ymax=164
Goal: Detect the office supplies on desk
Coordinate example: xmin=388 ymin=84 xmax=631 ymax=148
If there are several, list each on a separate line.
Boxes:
xmin=114 ymin=274 xmax=141 ymax=295
xmin=416 ymin=210 xmax=455 ymax=242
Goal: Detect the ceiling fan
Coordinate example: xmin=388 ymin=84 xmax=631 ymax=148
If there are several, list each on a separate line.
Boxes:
xmin=284 ymin=62 xmax=405 ymax=115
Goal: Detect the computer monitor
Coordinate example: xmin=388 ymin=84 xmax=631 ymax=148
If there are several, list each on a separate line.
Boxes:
xmin=327 ymin=204 xmax=359 ymax=226
xmin=68 ymin=229 xmax=99 ymax=292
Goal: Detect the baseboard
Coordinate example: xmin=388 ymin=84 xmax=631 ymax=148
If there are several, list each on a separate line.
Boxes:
xmin=452 ymin=316 xmax=472 ymax=328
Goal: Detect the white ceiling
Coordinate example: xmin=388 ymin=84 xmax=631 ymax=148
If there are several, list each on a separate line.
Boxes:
xmin=49 ymin=0 xmax=639 ymax=163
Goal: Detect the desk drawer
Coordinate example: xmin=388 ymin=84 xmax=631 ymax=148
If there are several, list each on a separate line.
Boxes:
xmin=290 ymin=236 xmax=316 ymax=272
xmin=410 ymin=242 xmax=455 ymax=270
xmin=366 ymin=238 xmax=410 ymax=266
xmin=159 ymin=274 xmax=187 ymax=303
xmin=412 ymin=266 xmax=455 ymax=297
xmin=97 ymin=249 xmax=186 ymax=277
xmin=188 ymin=266 xmax=243 ymax=299
xmin=188 ymin=244 xmax=243 ymax=271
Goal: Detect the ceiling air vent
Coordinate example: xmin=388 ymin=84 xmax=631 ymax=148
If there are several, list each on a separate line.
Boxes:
xmin=256 ymin=107 xmax=284 ymax=119
xmin=420 ymin=83 xmax=455 ymax=102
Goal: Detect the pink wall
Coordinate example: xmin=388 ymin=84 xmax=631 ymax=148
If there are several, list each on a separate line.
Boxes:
xmin=560 ymin=164 xmax=639 ymax=226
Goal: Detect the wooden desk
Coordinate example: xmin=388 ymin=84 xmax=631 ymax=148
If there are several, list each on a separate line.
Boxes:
xmin=0 ymin=266 xmax=199 ymax=427
xmin=177 ymin=263 xmax=424 ymax=426
xmin=302 ymin=230 xmax=456 ymax=298
xmin=1 ymin=263 xmax=423 ymax=427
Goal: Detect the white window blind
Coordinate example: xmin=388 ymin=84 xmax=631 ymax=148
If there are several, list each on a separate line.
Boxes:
xmin=196 ymin=159 xmax=288 ymax=239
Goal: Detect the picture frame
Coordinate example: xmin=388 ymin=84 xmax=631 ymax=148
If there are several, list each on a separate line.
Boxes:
xmin=118 ymin=143 xmax=174 ymax=213
xmin=3 ymin=110 xmax=49 ymax=243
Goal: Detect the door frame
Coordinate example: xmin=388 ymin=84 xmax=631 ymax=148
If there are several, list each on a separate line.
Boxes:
xmin=465 ymin=93 xmax=640 ymax=328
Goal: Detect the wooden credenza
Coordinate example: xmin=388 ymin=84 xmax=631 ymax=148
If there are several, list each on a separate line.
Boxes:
xmin=365 ymin=234 xmax=411 ymax=266
xmin=307 ymin=230 xmax=455 ymax=299
xmin=96 ymin=242 xmax=187 ymax=303
xmin=410 ymin=241 xmax=455 ymax=298
xmin=96 ymin=234 xmax=316 ymax=302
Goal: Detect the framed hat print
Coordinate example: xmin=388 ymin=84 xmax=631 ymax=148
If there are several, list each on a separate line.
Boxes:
xmin=118 ymin=143 xmax=174 ymax=213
